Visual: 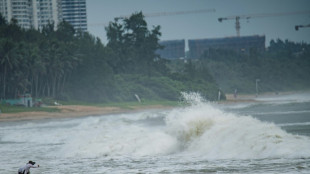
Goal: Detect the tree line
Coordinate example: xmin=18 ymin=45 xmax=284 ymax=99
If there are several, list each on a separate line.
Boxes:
xmin=0 ymin=12 xmax=221 ymax=103
xmin=174 ymin=39 xmax=310 ymax=94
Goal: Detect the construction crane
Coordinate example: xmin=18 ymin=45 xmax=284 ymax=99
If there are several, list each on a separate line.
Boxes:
xmin=218 ymin=11 xmax=310 ymax=37
xmin=89 ymin=8 xmax=215 ymax=27
xmin=120 ymin=8 xmax=215 ymax=18
xmin=295 ymin=24 xmax=310 ymax=30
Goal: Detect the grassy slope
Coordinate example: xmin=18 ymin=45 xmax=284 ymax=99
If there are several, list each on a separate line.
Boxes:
xmin=0 ymin=104 xmax=60 ymax=113
xmin=0 ymin=100 xmax=179 ymax=113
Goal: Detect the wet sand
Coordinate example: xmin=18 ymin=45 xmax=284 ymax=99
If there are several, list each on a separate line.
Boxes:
xmin=0 ymin=91 xmax=301 ymax=122
xmin=0 ymin=105 xmax=173 ymax=122
xmin=224 ymin=91 xmax=297 ymax=103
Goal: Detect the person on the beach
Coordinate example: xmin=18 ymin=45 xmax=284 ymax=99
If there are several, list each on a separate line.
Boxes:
xmin=18 ymin=161 xmax=39 ymax=174
xmin=234 ymin=89 xmax=238 ymax=99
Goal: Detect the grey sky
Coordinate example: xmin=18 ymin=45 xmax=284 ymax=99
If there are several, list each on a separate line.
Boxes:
xmin=87 ymin=0 xmax=310 ymax=48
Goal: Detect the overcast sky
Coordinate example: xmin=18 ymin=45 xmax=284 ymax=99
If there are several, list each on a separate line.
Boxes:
xmin=86 ymin=0 xmax=310 ymax=49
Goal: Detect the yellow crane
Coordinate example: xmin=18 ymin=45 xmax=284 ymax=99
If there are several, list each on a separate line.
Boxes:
xmin=218 ymin=11 xmax=310 ymax=37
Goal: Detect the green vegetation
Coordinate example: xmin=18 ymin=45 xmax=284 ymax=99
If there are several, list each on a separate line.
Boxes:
xmin=0 ymin=100 xmax=178 ymax=114
xmin=58 ymin=99 xmax=179 ymax=108
xmin=96 ymin=100 xmax=180 ymax=109
xmin=169 ymin=39 xmax=310 ymax=94
xmin=3 ymin=10 xmax=307 ymax=105
xmin=0 ymin=104 xmax=60 ymax=113
xmin=0 ymin=12 xmax=221 ymax=104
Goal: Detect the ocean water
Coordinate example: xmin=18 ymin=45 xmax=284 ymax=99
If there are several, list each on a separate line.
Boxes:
xmin=1 ymin=92 xmax=310 ymax=174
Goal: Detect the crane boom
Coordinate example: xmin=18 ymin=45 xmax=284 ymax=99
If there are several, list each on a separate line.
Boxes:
xmin=295 ymin=24 xmax=310 ymax=30
xmin=120 ymin=8 xmax=215 ymax=18
xmin=89 ymin=9 xmax=215 ymax=27
xmin=218 ymin=10 xmax=310 ymax=36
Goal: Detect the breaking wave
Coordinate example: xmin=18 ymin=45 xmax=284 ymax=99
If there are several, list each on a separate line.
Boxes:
xmin=2 ymin=93 xmax=310 ymax=160
xmin=163 ymin=92 xmax=310 ymax=159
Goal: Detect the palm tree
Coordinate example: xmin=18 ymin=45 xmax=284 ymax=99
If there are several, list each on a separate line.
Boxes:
xmin=0 ymin=39 xmax=18 ymax=99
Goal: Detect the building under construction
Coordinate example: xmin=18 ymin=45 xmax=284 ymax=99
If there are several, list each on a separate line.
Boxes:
xmin=188 ymin=35 xmax=265 ymax=59
xmin=157 ymin=40 xmax=185 ymax=59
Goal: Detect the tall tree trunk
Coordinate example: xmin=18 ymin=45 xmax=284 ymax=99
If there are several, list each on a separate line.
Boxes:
xmin=56 ymin=75 xmax=63 ymax=99
xmin=35 ymin=75 xmax=38 ymax=98
xmin=14 ymin=88 xmax=18 ymax=99
xmin=30 ymin=76 xmax=33 ymax=97
xmin=52 ymin=75 xmax=57 ymax=98
xmin=61 ymin=73 xmax=66 ymax=96
xmin=3 ymin=65 xmax=7 ymax=99
xmin=42 ymin=83 xmax=46 ymax=98
xmin=46 ymin=79 xmax=50 ymax=97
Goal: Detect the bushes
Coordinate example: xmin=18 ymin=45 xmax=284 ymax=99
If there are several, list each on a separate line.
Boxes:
xmin=200 ymin=40 xmax=310 ymax=94
xmin=65 ymin=73 xmax=221 ymax=103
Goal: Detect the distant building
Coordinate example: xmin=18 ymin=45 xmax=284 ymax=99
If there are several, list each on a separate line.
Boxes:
xmin=188 ymin=35 xmax=265 ymax=58
xmin=157 ymin=39 xmax=185 ymax=59
xmin=0 ymin=0 xmax=87 ymax=31
xmin=35 ymin=0 xmax=61 ymax=30
xmin=60 ymin=0 xmax=87 ymax=32
xmin=0 ymin=0 xmax=60 ymax=29
xmin=0 ymin=0 xmax=32 ymax=28
xmin=0 ymin=0 xmax=29 ymax=28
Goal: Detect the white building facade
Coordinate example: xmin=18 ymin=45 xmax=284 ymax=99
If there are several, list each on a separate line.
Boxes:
xmin=60 ymin=0 xmax=87 ymax=31
xmin=0 ymin=0 xmax=33 ymax=29
xmin=34 ymin=0 xmax=61 ymax=30
xmin=0 ymin=0 xmax=86 ymax=31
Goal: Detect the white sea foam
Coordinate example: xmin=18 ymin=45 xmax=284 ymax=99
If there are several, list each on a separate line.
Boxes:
xmin=245 ymin=110 xmax=310 ymax=116
xmin=165 ymin=93 xmax=310 ymax=159
xmin=51 ymin=92 xmax=310 ymax=159
xmin=255 ymin=92 xmax=310 ymax=104
xmin=221 ymin=102 xmax=256 ymax=109
xmin=1 ymin=93 xmax=310 ymax=161
xmin=278 ymin=122 xmax=310 ymax=127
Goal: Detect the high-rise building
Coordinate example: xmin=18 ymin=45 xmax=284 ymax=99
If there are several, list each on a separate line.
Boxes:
xmin=0 ymin=0 xmax=32 ymax=29
xmin=34 ymin=0 xmax=61 ymax=30
xmin=60 ymin=0 xmax=87 ymax=31
xmin=0 ymin=0 xmax=60 ymax=29
xmin=0 ymin=0 xmax=87 ymax=31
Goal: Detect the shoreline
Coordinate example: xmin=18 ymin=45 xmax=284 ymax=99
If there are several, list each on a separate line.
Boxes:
xmin=0 ymin=95 xmax=261 ymax=122
xmin=224 ymin=90 xmax=306 ymax=103
xmin=0 ymin=104 xmax=174 ymax=122
xmin=1 ymin=90 xmax=307 ymax=122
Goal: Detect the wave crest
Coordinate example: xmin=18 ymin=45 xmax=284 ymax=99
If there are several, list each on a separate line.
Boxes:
xmin=165 ymin=93 xmax=310 ymax=159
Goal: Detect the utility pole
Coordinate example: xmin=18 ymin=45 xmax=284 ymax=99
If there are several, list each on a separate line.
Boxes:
xmin=256 ymin=79 xmax=260 ymax=97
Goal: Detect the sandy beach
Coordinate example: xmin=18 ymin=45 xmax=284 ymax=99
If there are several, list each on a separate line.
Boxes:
xmin=0 ymin=95 xmax=256 ymax=122
xmin=224 ymin=91 xmax=300 ymax=103
xmin=0 ymin=91 xmax=303 ymax=122
xmin=0 ymin=104 xmax=173 ymax=122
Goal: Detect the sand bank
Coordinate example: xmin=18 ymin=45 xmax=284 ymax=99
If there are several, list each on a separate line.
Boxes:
xmin=1 ymin=91 xmax=303 ymax=122
xmin=0 ymin=105 xmax=172 ymax=122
